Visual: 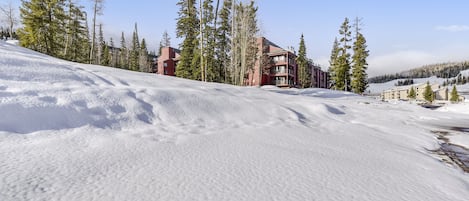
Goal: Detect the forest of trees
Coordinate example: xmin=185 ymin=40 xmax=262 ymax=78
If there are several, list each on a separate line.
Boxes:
xmin=369 ymin=61 xmax=469 ymax=84
xmin=329 ymin=17 xmax=369 ymax=94
xmin=175 ymin=0 xmax=259 ymax=85
xmin=7 ymin=0 xmax=374 ymax=91
xmin=14 ymin=0 xmax=154 ymax=72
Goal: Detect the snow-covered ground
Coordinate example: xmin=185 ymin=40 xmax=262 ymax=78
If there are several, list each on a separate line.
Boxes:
xmin=1 ymin=42 xmax=468 ymax=201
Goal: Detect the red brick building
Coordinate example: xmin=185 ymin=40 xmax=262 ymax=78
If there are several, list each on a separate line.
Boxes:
xmin=247 ymin=37 xmax=298 ymax=87
xmin=156 ymin=47 xmax=180 ymax=76
xmin=157 ymin=39 xmax=328 ymax=89
xmin=247 ymin=37 xmax=329 ymax=88
xmin=312 ymin=64 xmax=329 ymax=88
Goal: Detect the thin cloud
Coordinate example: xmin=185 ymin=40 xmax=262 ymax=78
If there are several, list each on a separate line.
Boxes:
xmin=435 ymin=25 xmax=469 ymax=32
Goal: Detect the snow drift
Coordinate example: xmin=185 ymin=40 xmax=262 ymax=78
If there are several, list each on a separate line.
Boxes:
xmin=0 ymin=41 xmax=468 ymax=201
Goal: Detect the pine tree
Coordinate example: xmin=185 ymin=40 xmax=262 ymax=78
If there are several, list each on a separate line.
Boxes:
xmin=215 ymin=0 xmax=232 ymax=83
xmin=119 ymin=32 xmax=128 ymax=69
xmin=201 ymin=0 xmax=216 ymax=82
xmin=109 ymin=37 xmax=118 ymax=67
xmin=139 ymin=38 xmax=149 ymax=72
xmin=176 ymin=0 xmax=199 ymax=79
xmin=129 ymin=23 xmax=140 ymax=71
xmin=98 ymin=23 xmax=105 ymax=65
xmin=450 ymin=85 xmax=459 ymax=102
xmin=19 ymin=0 xmax=67 ymax=57
xmin=62 ymin=0 xmax=88 ymax=63
xmin=423 ymin=82 xmax=434 ymax=103
xmin=335 ymin=18 xmax=352 ymax=91
xmin=297 ymin=34 xmax=311 ymax=88
xmin=351 ymin=18 xmax=369 ymax=94
xmin=328 ymin=37 xmax=339 ymax=89
xmin=102 ymin=42 xmax=110 ymax=66
xmin=408 ymin=86 xmax=416 ymax=99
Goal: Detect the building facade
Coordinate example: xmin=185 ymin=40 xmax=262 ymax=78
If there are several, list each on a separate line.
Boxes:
xmin=381 ymin=83 xmax=449 ymax=102
xmin=156 ymin=47 xmax=180 ymax=76
xmin=312 ymin=64 xmax=329 ymax=88
xmin=247 ymin=37 xmax=329 ymax=88
xmin=246 ymin=37 xmax=298 ymax=87
xmin=157 ymin=38 xmax=329 ymax=89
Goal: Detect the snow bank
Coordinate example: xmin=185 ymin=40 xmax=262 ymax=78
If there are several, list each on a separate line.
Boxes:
xmin=1 ymin=41 xmax=468 ymax=201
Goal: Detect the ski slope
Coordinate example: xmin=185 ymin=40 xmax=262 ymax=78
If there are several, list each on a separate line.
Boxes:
xmin=0 ymin=41 xmax=468 ymax=201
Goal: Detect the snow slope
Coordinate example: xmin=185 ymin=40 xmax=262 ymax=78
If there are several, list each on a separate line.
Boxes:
xmin=368 ymin=70 xmax=469 ymax=97
xmin=1 ymin=42 xmax=468 ymax=201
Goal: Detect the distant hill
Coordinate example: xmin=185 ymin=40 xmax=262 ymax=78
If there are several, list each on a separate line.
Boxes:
xmin=369 ymin=61 xmax=469 ymax=83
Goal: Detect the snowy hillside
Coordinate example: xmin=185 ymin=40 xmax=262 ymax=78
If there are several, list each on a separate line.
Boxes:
xmin=1 ymin=41 xmax=468 ymax=201
xmin=369 ymin=71 xmax=469 ymax=97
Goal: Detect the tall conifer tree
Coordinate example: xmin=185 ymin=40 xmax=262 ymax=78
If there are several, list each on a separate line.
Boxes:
xmin=351 ymin=18 xmax=369 ymax=94
xmin=119 ymin=32 xmax=128 ymax=69
xmin=297 ymin=34 xmax=311 ymax=88
xmin=215 ymin=0 xmax=232 ymax=83
xmin=129 ymin=23 xmax=140 ymax=71
xmin=176 ymin=0 xmax=199 ymax=79
xmin=334 ymin=18 xmax=352 ymax=91
xmin=328 ymin=37 xmax=339 ymax=89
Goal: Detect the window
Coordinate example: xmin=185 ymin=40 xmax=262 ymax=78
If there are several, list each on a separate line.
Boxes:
xmin=164 ymin=62 xmax=168 ymax=67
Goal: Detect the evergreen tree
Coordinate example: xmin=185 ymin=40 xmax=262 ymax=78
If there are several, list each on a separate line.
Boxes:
xmin=19 ymin=0 xmax=67 ymax=57
xmin=176 ymin=0 xmax=199 ymax=79
xmin=450 ymin=85 xmax=459 ymax=102
xmin=62 ymin=0 xmax=89 ymax=62
xmin=215 ymin=0 xmax=232 ymax=83
xmin=109 ymin=37 xmax=118 ymax=67
xmin=129 ymin=23 xmax=140 ymax=71
xmin=297 ymin=34 xmax=311 ymax=88
xmin=423 ymin=82 xmax=434 ymax=103
xmin=102 ymin=42 xmax=110 ymax=66
xmin=328 ymin=37 xmax=339 ymax=89
xmin=351 ymin=18 xmax=369 ymax=94
xmin=98 ymin=23 xmax=104 ymax=65
xmin=139 ymin=38 xmax=149 ymax=72
xmin=335 ymin=18 xmax=352 ymax=91
xmin=408 ymin=86 xmax=416 ymax=99
xmin=201 ymin=0 xmax=216 ymax=82
xmin=119 ymin=32 xmax=128 ymax=69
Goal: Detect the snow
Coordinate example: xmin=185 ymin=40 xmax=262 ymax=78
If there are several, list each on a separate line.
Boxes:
xmin=1 ymin=41 xmax=469 ymax=201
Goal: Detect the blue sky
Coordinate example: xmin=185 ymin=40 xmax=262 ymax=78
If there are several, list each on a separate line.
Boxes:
xmin=4 ymin=0 xmax=469 ymax=76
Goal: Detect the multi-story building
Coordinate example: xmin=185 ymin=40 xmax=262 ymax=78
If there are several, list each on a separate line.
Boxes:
xmin=381 ymin=83 xmax=450 ymax=102
xmin=247 ymin=37 xmax=329 ymax=88
xmin=156 ymin=47 xmax=180 ymax=76
xmin=311 ymin=64 xmax=329 ymax=88
xmin=158 ymin=38 xmax=329 ymax=89
xmin=247 ymin=37 xmax=298 ymax=87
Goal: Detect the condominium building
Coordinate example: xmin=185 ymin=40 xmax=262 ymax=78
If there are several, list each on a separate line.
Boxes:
xmin=381 ymin=83 xmax=449 ymax=101
xmin=247 ymin=37 xmax=329 ymax=88
xmin=246 ymin=37 xmax=298 ymax=87
xmin=156 ymin=47 xmax=180 ymax=76
xmin=157 ymin=38 xmax=329 ymax=89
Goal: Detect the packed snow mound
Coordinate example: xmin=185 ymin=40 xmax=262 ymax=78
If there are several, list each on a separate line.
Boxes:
xmin=1 ymin=41 xmax=469 ymax=201
xmin=0 ymin=42 xmax=353 ymax=135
